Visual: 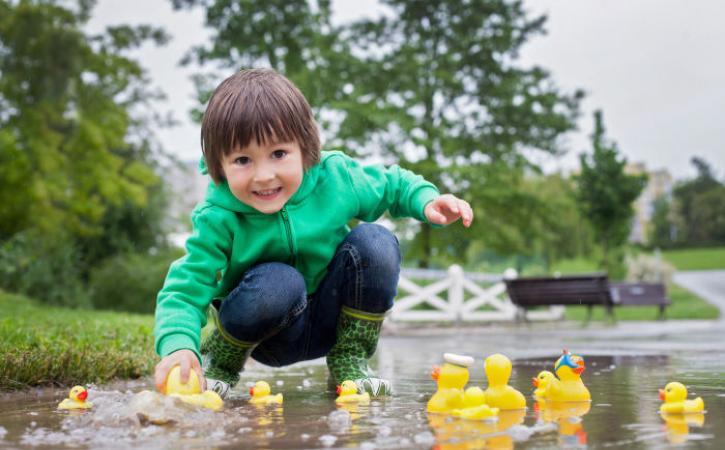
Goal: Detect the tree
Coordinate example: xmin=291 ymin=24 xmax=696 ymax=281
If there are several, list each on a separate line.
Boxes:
xmin=670 ymin=157 xmax=725 ymax=246
xmin=0 ymin=0 xmax=171 ymax=303
xmin=334 ymin=0 xmax=583 ymax=267
xmin=575 ymin=111 xmax=647 ymax=275
xmin=169 ymin=0 xmax=356 ymax=124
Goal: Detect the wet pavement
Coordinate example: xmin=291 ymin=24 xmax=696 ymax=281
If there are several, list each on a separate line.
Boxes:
xmin=674 ymin=270 xmax=725 ymax=317
xmin=1 ymin=316 xmax=724 ymax=449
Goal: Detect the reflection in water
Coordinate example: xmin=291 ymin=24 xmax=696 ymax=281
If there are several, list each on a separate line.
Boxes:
xmin=660 ymin=412 xmax=706 ymax=445
xmin=534 ymin=401 xmax=590 ymax=448
xmin=428 ymin=409 xmax=526 ymax=449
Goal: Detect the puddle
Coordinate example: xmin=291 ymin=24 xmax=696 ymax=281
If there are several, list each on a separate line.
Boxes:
xmin=1 ymin=329 xmax=724 ymax=449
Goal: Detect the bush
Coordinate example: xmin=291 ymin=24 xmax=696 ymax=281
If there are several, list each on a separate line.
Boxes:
xmin=0 ymin=231 xmax=90 ymax=308
xmin=625 ymin=252 xmax=675 ymax=284
xmin=89 ymin=247 xmax=184 ymax=314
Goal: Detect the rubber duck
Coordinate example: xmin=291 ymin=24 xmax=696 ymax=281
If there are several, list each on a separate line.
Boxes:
xmin=544 ymin=350 xmax=590 ymax=402
xmin=427 ymin=353 xmax=473 ymax=414
xmin=659 ymin=382 xmax=704 ymax=414
xmin=482 ymin=353 xmax=526 ymax=410
xmin=463 ymin=386 xmax=487 ymax=408
xmin=532 ymin=370 xmax=555 ymax=400
xmin=164 ymin=366 xmax=224 ymax=411
xmin=249 ymin=380 xmax=283 ymax=405
xmin=58 ymin=385 xmax=93 ymax=410
xmin=336 ymin=380 xmax=370 ymax=404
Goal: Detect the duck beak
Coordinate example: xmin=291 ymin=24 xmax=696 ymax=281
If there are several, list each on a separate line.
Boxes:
xmin=532 ymin=377 xmax=539 ymax=387
xmin=573 ymin=361 xmax=585 ymax=375
xmin=659 ymin=389 xmax=665 ymax=401
xmin=249 ymin=387 xmax=254 ymax=396
xmin=431 ymin=366 xmax=440 ymax=381
xmin=77 ymin=391 xmax=87 ymax=401
xmin=336 ymin=385 xmax=342 ymax=395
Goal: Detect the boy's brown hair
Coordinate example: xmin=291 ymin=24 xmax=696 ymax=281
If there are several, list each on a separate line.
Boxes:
xmin=201 ymin=68 xmax=321 ymax=183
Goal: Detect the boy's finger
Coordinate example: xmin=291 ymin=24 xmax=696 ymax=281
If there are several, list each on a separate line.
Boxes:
xmin=179 ymin=358 xmax=190 ymax=383
xmin=154 ymin=370 xmax=165 ymax=393
xmin=444 ymin=196 xmax=459 ymax=214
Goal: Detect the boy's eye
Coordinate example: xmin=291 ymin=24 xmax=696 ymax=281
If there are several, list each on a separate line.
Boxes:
xmin=272 ymin=149 xmax=287 ymax=159
xmin=234 ymin=156 xmax=250 ymax=165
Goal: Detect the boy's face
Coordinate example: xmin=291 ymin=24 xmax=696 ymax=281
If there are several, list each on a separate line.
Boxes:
xmin=221 ymin=139 xmax=304 ymax=214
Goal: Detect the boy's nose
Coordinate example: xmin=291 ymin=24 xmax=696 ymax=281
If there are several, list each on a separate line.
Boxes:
xmin=253 ymin=166 xmax=275 ymax=183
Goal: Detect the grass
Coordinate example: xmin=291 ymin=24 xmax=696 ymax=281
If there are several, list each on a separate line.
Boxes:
xmin=661 ymin=247 xmax=725 ymax=271
xmin=0 ymin=290 xmax=156 ymax=390
xmin=565 ymin=282 xmax=720 ymax=321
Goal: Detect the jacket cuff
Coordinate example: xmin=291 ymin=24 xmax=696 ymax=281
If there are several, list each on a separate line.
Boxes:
xmin=157 ymin=334 xmax=202 ymax=364
xmin=410 ymin=186 xmax=442 ymax=227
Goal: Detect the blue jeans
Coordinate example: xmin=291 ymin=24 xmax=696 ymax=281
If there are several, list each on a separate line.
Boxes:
xmin=215 ymin=223 xmax=400 ymax=367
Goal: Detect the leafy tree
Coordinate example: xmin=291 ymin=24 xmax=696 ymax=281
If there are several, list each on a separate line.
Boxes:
xmin=0 ymin=0 xmax=171 ymax=303
xmin=670 ymin=157 xmax=724 ymax=246
xmin=575 ymin=111 xmax=647 ymax=275
xmin=169 ymin=0 xmax=356 ymax=124
xmin=334 ymin=0 xmax=583 ymax=267
xmin=649 ymin=196 xmax=675 ymax=248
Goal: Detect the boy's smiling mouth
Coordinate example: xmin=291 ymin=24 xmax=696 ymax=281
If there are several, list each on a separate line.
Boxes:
xmin=252 ymin=187 xmax=283 ymax=199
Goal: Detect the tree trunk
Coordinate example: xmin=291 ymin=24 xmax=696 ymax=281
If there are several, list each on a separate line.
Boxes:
xmin=419 ymin=224 xmax=431 ymax=268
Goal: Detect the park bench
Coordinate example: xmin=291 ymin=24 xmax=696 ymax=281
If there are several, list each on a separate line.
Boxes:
xmin=504 ymin=274 xmax=613 ymax=321
xmin=609 ymin=282 xmax=671 ymax=320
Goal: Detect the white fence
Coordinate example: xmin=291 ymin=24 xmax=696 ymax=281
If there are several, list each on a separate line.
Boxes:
xmin=390 ymin=265 xmax=564 ymax=322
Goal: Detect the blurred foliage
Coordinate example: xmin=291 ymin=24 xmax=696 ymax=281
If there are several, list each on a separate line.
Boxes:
xmin=575 ymin=111 xmax=647 ymax=278
xmin=89 ymin=247 xmax=184 ymax=314
xmin=0 ymin=0 xmax=173 ymax=307
xmin=0 ymin=229 xmax=90 ymax=308
xmin=651 ymin=158 xmax=725 ymax=248
xmin=0 ymin=290 xmax=155 ymax=389
xmin=171 ymin=0 xmax=583 ymax=269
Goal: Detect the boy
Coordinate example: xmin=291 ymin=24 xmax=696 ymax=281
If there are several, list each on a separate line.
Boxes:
xmin=154 ymin=68 xmax=473 ymax=398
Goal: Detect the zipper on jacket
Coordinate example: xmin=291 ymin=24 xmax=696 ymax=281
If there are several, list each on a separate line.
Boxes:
xmin=280 ymin=207 xmax=297 ymax=266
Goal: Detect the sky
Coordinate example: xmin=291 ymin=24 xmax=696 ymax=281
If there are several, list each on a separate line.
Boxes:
xmin=87 ymin=0 xmax=725 ymax=181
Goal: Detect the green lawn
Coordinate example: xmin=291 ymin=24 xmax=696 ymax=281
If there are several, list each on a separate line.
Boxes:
xmin=565 ymin=282 xmax=720 ymax=321
xmin=0 ymin=290 xmax=156 ymax=390
xmin=661 ymin=247 xmax=725 ymax=271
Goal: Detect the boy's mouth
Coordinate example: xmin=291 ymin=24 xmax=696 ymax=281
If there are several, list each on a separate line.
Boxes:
xmin=252 ymin=187 xmax=282 ymax=199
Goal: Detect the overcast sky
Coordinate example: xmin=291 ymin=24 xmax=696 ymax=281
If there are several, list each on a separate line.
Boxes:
xmin=88 ymin=0 xmax=725 ymax=180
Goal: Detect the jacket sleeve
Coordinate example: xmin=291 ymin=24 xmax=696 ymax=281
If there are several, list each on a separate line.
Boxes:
xmin=341 ymin=155 xmax=441 ymax=223
xmin=153 ymin=206 xmax=232 ymax=362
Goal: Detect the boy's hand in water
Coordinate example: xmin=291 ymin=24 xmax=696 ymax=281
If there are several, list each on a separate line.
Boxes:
xmin=424 ymin=194 xmax=474 ymax=228
xmin=154 ymin=349 xmax=206 ymax=393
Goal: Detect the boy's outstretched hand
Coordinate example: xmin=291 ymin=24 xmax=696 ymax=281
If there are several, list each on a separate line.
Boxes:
xmin=154 ymin=349 xmax=206 ymax=394
xmin=424 ymin=194 xmax=474 ymax=228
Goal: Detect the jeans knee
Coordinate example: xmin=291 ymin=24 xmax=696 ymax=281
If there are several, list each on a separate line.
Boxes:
xmin=346 ymin=224 xmax=400 ymax=311
xmin=219 ymin=263 xmax=306 ymax=340
xmin=346 ymin=223 xmax=401 ymax=276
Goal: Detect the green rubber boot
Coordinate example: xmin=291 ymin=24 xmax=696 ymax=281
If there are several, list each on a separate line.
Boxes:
xmin=200 ymin=303 xmax=256 ymax=399
xmin=326 ymin=306 xmax=392 ymax=397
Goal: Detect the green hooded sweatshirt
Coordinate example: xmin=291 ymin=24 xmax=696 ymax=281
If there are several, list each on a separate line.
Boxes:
xmin=154 ymin=151 xmax=440 ymax=360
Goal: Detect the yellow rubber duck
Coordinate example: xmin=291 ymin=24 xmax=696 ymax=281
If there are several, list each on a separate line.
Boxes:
xmin=249 ymin=380 xmax=283 ymax=405
xmin=532 ymin=370 xmax=555 ymax=400
xmin=165 ymin=366 xmax=224 ymax=411
xmin=482 ymin=353 xmax=526 ymax=410
xmin=543 ymin=350 xmax=590 ymax=402
xmin=659 ymin=382 xmax=704 ymax=414
xmin=336 ymin=380 xmax=370 ymax=404
xmin=426 ymin=353 xmax=473 ymax=414
xmin=449 ymin=386 xmax=500 ymax=420
xmin=58 ymin=385 xmax=93 ymax=410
